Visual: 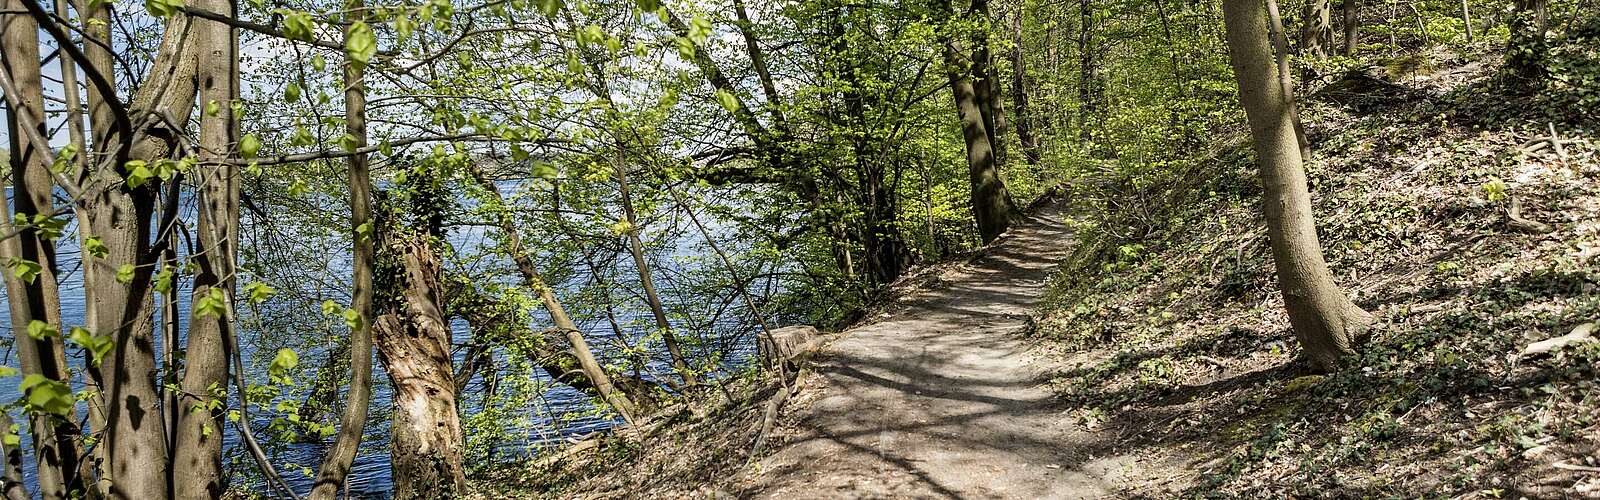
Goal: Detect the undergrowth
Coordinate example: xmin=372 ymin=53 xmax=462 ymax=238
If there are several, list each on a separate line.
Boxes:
xmin=1036 ymin=41 xmax=1600 ymax=497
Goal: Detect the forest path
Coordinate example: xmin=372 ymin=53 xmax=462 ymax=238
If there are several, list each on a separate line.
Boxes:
xmin=740 ymin=200 xmax=1143 ymax=499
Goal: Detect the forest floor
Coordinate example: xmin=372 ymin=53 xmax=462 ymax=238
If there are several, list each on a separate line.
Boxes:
xmin=480 ymin=44 xmax=1599 ymax=499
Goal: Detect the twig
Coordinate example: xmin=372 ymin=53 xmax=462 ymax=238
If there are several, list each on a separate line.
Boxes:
xmin=1506 ymin=196 xmax=1554 ymax=234
xmin=1553 ymin=462 xmax=1600 ymax=473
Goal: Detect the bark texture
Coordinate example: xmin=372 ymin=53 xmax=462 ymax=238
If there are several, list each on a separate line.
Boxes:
xmin=373 ymin=233 xmax=468 ymax=499
xmin=1300 ymin=0 xmax=1333 ymax=58
xmin=0 ymin=6 xmax=84 ymax=497
xmin=944 ymin=35 xmax=1018 ymax=244
xmin=172 ymin=0 xmax=239 ymax=496
xmin=1223 ymin=0 xmax=1373 ymax=372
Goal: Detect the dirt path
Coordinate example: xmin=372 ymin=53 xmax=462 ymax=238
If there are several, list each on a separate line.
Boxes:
xmin=740 ymin=201 xmax=1146 ymax=499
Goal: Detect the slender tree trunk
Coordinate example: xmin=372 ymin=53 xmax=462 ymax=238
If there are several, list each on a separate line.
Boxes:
xmin=1300 ymin=0 xmax=1333 ymax=58
xmin=0 ymin=7 xmax=84 ymax=497
xmin=1222 ymin=0 xmax=1372 ymax=372
xmin=172 ymin=0 xmax=238 ymax=496
xmin=1076 ymin=0 xmax=1098 ymax=144
xmin=465 ymin=166 xmax=639 ymax=424
xmin=944 ymin=35 xmax=1018 ymax=244
xmin=614 ymin=167 xmax=698 ymax=384
xmin=0 ymin=412 xmax=25 ymax=500
xmin=310 ymin=7 xmax=377 ymax=497
xmin=372 ymin=232 xmax=468 ymax=499
xmin=1459 ymin=0 xmax=1474 ymax=42
xmin=1008 ymin=8 xmax=1042 ymax=166
xmin=1342 ymin=0 xmax=1359 ymax=55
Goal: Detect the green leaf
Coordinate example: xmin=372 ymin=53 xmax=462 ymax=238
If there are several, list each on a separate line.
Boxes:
xmin=116 ymin=264 xmax=135 ymax=284
xmin=284 ymin=82 xmax=302 ymax=102
xmin=244 ymin=282 xmax=276 ymax=303
xmin=125 ymin=164 xmax=154 ymax=188
xmin=240 ymin=134 xmax=262 ymax=158
xmin=311 ymin=54 xmax=326 ymax=71
xmin=67 ymin=328 xmax=114 ymax=367
xmin=688 ymin=15 xmax=713 ymax=43
xmin=0 ymin=367 xmax=16 ymax=378
xmin=153 ymin=267 xmax=175 ymax=293
xmin=84 ymin=237 xmax=109 ymax=259
xmin=19 ymin=374 xmax=73 ymax=417
xmin=50 ymin=144 xmax=77 ymax=174
xmin=193 ymin=287 xmax=228 ymax=319
xmin=144 ymin=0 xmax=183 ymax=17
xmin=341 ymin=309 xmax=364 ymax=330
xmin=394 ymin=15 xmax=415 ymax=40
xmin=674 ymin=37 xmax=696 ymax=60
xmin=531 ymin=160 xmax=558 ymax=179
xmin=268 ymin=348 xmax=299 ymax=384
xmin=534 ymin=0 xmax=561 ymax=17
xmin=205 ymin=99 xmax=220 ymax=117
xmin=6 ymin=258 xmax=41 ymax=284
xmin=26 ymin=320 xmax=57 ymax=341
xmin=345 ymin=21 xmax=377 ymax=68
xmin=283 ymin=11 xmax=315 ymax=42
xmin=338 ymin=133 xmax=360 ymax=153
xmin=714 ymin=89 xmax=741 ymax=113
xmin=321 ymin=300 xmax=340 ymax=316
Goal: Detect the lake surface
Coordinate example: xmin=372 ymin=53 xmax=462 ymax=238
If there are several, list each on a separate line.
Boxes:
xmin=0 ymin=191 xmax=767 ymax=498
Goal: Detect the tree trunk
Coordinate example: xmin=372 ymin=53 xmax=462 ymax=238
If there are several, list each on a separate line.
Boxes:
xmin=0 ymin=6 xmax=85 ymax=497
xmin=84 ymin=13 xmax=201 ymax=499
xmin=310 ymin=8 xmax=377 ymax=497
xmin=1460 ymin=0 xmax=1474 ymax=43
xmin=1222 ymin=0 xmax=1372 ymax=372
xmin=446 ymin=278 xmax=662 ymax=412
xmin=372 ymin=233 xmax=468 ymax=499
xmin=1265 ymin=0 xmax=1311 ymax=158
xmin=465 ymin=166 xmax=639 ymax=424
xmin=172 ymin=0 xmax=238 ymax=496
xmin=1300 ymin=0 xmax=1333 ymax=58
xmin=1504 ymin=0 xmax=1547 ymax=87
xmin=615 ymin=166 xmax=698 ymax=384
xmin=1342 ymin=0 xmax=1358 ymax=55
xmin=1008 ymin=9 xmax=1042 ymax=166
xmin=944 ymin=35 xmax=1018 ymax=244
xmin=1076 ymin=0 xmax=1099 ymax=144
xmin=971 ymin=0 xmax=1009 ymax=170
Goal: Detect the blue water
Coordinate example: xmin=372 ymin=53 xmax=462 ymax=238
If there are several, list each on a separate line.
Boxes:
xmin=0 ymin=189 xmax=768 ymax=497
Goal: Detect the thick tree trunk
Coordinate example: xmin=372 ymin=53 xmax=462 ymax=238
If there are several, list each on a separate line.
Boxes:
xmin=1342 ymin=0 xmax=1358 ymax=55
xmin=373 ymin=235 xmax=467 ymax=499
xmin=84 ymin=13 xmax=201 ymax=499
xmin=1223 ymin=0 xmax=1372 ymax=372
xmin=971 ymin=0 xmax=1009 ymax=170
xmin=172 ymin=1 xmax=238 ymax=496
xmin=0 ymin=7 xmax=85 ymax=497
xmin=310 ymin=8 xmax=377 ymax=497
xmin=944 ymin=36 xmax=1018 ymax=244
xmin=1300 ymin=0 xmax=1333 ymax=58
